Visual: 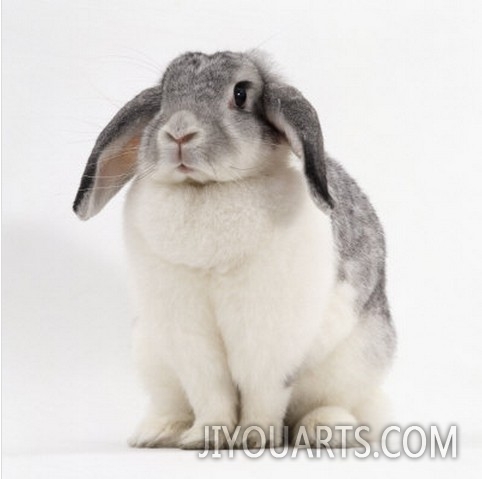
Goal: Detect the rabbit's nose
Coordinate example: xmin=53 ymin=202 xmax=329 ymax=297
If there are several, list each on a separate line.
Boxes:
xmin=162 ymin=109 xmax=200 ymax=146
xmin=165 ymin=131 xmax=198 ymax=145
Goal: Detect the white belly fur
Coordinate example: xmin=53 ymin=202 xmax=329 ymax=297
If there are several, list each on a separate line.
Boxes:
xmin=123 ymin=162 xmax=370 ymax=446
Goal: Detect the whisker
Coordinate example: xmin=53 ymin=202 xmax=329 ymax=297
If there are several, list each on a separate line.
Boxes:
xmin=77 ymin=172 xmax=136 ymax=179
xmin=99 ymin=54 xmax=161 ymax=77
xmin=228 ymin=164 xmax=263 ymax=172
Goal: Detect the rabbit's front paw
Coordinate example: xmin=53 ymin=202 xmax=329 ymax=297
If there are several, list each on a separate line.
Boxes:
xmin=128 ymin=414 xmax=193 ymax=448
xmin=180 ymin=421 xmax=237 ymax=450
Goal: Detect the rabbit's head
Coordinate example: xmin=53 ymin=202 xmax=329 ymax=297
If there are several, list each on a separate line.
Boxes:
xmin=73 ymin=51 xmax=332 ymax=220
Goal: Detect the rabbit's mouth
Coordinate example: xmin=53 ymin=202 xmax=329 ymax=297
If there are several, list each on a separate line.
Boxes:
xmin=177 ymin=163 xmax=194 ymax=174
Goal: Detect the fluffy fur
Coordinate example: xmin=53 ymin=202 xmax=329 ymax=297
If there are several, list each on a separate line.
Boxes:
xmin=73 ymin=51 xmax=396 ymax=449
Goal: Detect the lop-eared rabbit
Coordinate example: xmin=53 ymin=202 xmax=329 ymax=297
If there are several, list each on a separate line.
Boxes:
xmin=74 ymin=51 xmax=396 ymax=449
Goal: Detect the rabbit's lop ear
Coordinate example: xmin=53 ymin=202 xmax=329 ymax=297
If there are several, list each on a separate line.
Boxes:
xmin=73 ymin=85 xmax=162 ymax=220
xmin=263 ymin=83 xmax=333 ymax=208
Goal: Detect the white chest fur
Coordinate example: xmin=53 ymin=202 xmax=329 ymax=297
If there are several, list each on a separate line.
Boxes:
xmin=124 ymin=164 xmax=319 ymax=271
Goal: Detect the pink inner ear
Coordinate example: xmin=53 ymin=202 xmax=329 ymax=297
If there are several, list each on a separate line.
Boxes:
xmin=96 ymin=135 xmax=141 ymax=190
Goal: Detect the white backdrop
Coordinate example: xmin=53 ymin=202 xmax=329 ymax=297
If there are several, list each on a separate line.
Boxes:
xmin=3 ymin=0 xmax=482 ymax=477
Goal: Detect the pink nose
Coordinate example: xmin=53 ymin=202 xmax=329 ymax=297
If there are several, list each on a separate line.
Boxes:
xmin=166 ymin=132 xmax=198 ymax=145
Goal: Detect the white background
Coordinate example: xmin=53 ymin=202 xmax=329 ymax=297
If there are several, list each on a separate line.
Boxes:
xmin=2 ymin=0 xmax=482 ymax=477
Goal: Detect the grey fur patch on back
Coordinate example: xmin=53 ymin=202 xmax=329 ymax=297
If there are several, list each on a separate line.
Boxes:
xmin=327 ymin=158 xmax=394 ymax=322
xmin=325 ymin=158 xmax=396 ymax=359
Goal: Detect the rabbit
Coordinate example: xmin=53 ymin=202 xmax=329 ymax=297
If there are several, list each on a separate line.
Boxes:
xmin=73 ymin=50 xmax=396 ymax=450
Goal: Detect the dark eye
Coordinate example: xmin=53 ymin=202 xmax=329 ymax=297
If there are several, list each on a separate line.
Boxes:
xmin=234 ymin=83 xmax=247 ymax=108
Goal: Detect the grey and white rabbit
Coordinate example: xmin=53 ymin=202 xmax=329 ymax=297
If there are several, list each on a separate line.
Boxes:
xmin=73 ymin=51 xmax=396 ymax=449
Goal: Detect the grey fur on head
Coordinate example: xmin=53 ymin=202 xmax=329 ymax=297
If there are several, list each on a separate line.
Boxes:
xmin=73 ymin=50 xmax=332 ymax=219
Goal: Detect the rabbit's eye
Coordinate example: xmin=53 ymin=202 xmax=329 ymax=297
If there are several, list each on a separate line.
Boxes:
xmin=234 ymin=83 xmax=248 ymax=108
